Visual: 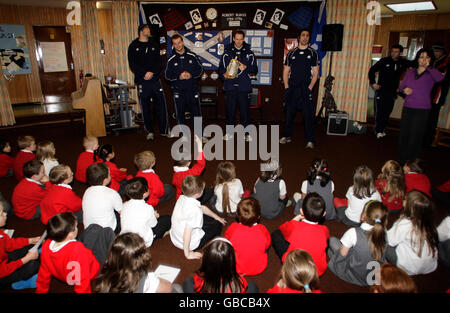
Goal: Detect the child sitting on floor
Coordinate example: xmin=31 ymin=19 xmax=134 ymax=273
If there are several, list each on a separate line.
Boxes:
xmin=212 ymin=161 xmax=244 ymax=216
xmin=0 ymin=139 xmax=14 ymax=178
xmin=403 ymin=158 xmax=431 ymax=197
xmin=375 ymin=160 xmax=405 ymax=213
xmin=13 ymin=135 xmax=36 ymax=181
xmin=36 ymin=140 xmax=59 ymax=177
xmin=75 ymin=136 xmax=99 ymax=184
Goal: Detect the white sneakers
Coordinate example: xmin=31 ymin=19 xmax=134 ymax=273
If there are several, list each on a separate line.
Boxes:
xmin=293 ymin=192 xmax=302 ymax=203
xmin=279 ymin=137 xmax=292 ymax=144
xmin=146 ymin=133 xmax=154 ymax=140
xmin=376 ymin=132 xmax=386 ymax=139
xmin=305 ymin=142 xmax=314 ymax=149
xmin=222 ymin=134 xmax=253 ymax=142
xmin=245 ymin=134 xmax=252 ymax=142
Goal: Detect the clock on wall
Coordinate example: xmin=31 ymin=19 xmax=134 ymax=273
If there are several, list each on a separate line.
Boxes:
xmin=206 ymin=8 xmax=218 ymax=21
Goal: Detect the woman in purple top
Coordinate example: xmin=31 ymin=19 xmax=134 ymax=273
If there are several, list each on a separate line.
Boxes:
xmin=398 ymin=48 xmax=444 ymax=164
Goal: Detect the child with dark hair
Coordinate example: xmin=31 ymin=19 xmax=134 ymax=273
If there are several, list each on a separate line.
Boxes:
xmin=328 ymin=200 xmax=389 ymax=286
xmin=40 ymin=165 xmax=82 ymax=225
xmin=335 ymin=165 xmax=381 ymax=227
xmin=224 ymin=197 xmax=271 ymax=276
xmin=252 ymin=159 xmax=290 ymax=219
xmin=82 ymin=163 xmax=123 ymax=234
xmin=12 ymin=160 xmax=49 ymax=220
xmin=183 ymin=237 xmax=258 ymax=293
xmin=121 ymin=177 xmax=171 ymax=247
xmin=293 ymin=158 xmax=335 ymax=220
xmin=267 ymin=249 xmax=321 ymax=293
xmin=370 ymin=264 xmax=418 ymax=293
xmin=271 ymin=193 xmax=329 ymax=276
xmin=170 ymin=175 xmax=225 ymax=260
xmin=0 ymin=202 xmax=41 ymax=290
xmin=376 ymin=160 xmax=405 ymax=213
xmin=95 ymin=233 xmax=176 ymax=293
xmin=386 ymin=190 xmax=439 ymax=275
xmin=13 ymin=135 xmax=36 ymax=181
xmin=403 ymin=158 xmax=431 ymax=197
xmin=0 ymin=139 xmax=14 ymax=178
xmin=36 ymin=212 xmax=100 ymax=293
xmin=94 ymin=143 xmax=132 ymax=194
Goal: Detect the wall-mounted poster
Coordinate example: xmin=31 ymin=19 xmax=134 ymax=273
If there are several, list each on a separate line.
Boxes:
xmin=149 ymin=13 xmax=163 ymax=28
xmin=270 ymin=8 xmax=285 ymax=25
xmin=222 ymin=13 xmax=247 ymax=28
xmin=40 ymin=42 xmax=68 ymax=73
xmin=163 ymin=9 xmax=187 ymax=31
xmin=244 ymin=29 xmax=273 ymax=57
xmin=284 ymin=38 xmax=298 ymax=63
xmin=253 ymin=9 xmax=266 ymax=26
xmin=252 ymin=58 xmax=272 ymax=85
xmin=0 ymin=24 xmax=31 ymax=75
xmin=167 ymin=29 xmax=232 ymax=69
xmin=190 ymin=8 xmax=203 ymax=25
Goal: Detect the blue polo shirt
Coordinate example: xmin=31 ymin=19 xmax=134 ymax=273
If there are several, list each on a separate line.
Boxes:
xmin=284 ymin=46 xmax=318 ymax=87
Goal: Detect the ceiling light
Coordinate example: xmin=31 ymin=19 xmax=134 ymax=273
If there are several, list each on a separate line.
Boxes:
xmin=386 ymin=1 xmax=436 ymax=12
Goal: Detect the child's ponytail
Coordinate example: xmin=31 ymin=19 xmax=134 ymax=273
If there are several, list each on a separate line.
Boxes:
xmin=307 ymin=158 xmax=330 ymax=187
xmin=362 ymin=201 xmax=388 ymax=261
xmin=95 ymin=144 xmax=113 ymax=162
xmin=222 ymin=183 xmax=231 ymax=215
xmin=281 ymin=250 xmax=319 ymax=293
xmin=216 ymin=161 xmax=236 ymax=215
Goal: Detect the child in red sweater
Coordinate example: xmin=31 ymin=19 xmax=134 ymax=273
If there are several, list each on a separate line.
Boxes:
xmin=12 ymin=160 xmax=49 ymax=220
xmin=36 ymin=212 xmax=100 ymax=293
xmin=13 ymin=135 xmax=36 ymax=181
xmin=0 ymin=202 xmax=41 ymax=289
xmin=267 ymin=249 xmax=322 ymax=293
xmin=376 ymin=160 xmax=405 ymax=213
xmin=135 ymin=150 xmax=174 ymax=207
xmin=75 ymin=136 xmax=98 ymax=183
xmin=0 ymin=139 xmax=14 ymax=178
xmin=40 ymin=165 xmax=82 ymax=225
xmin=271 ymin=192 xmax=329 ymax=276
xmin=224 ymin=197 xmax=271 ymax=276
xmin=94 ymin=143 xmax=133 ymax=195
xmin=403 ymin=158 xmax=431 ymax=197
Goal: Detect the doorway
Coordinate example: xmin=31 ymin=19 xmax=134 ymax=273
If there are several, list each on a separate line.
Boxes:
xmin=33 ymin=26 xmax=76 ymax=104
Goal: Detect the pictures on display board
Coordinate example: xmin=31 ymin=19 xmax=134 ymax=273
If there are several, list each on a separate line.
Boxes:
xmin=253 ymin=9 xmax=266 ymax=26
xmin=149 ymin=13 xmax=163 ymax=28
xmin=270 ymin=8 xmax=285 ymax=25
xmin=190 ymin=8 xmax=203 ymax=25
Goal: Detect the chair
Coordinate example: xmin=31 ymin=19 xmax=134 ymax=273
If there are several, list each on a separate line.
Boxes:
xmin=199 ymin=85 xmax=218 ymax=119
xmin=248 ymin=88 xmax=263 ymax=123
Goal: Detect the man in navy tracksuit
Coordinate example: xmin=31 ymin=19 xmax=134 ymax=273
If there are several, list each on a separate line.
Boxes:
xmin=280 ymin=29 xmax=319 ymax=149
xmin=128 ymin=24 xmax=169 ymax=140
xmin=165 ymin=34 xmax=203 ymax=132
xmin=219 ymin=29 xmax=258 ymax=141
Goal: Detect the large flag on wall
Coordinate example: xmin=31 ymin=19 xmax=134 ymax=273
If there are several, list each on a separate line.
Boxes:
xmin=310 ymin=0 xmax=327 ymax=76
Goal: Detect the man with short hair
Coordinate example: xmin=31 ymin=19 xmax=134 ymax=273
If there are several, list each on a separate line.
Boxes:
xmin=219 ymin=29 xmax=258 ymax=142
xmin=280 ymin=29 xmax=319 ymax=149
xmin=128 ymin=24 xmax=170 ymax=140
xmin=368 ymin=44 xmax=410 ymax=139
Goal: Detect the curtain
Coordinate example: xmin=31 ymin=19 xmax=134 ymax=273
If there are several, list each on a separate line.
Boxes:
xmin=80 ymin=0 xmax=104 ymax=82
xmin=317 ymin=0 xmax=375 ymax=122
xmin=0 ymin=75 xmax=15 ymax=126
xmin=437 ymin=94 xmax=450 ymax=130
xmin=112 ymin=0 xmax=139 ymax=105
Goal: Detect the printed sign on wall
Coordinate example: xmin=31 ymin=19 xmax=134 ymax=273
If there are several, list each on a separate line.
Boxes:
xmin=0 ymin=24 xmax=31 ymax=75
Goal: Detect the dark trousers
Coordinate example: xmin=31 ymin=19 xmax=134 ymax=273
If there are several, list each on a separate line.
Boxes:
xmin=138 ymin=79 xmax=169 ymax=135
xmin=0 ymin=245 xmax=40 ymax=287
xmin=374 ymin=90 xmax=396 ymax=134
xmin=225 ymin=90 xmax=250 ymax=131
xmin=398 ymin=107 xmax=430 ymax=165
xmin=271 ymin=229 xmax=290 ymax=261
xmin=160 ymin=184 xmax=175 ymax=203
xmin=173 ymin=90 xmax=201 ymax=127
xmin=198 ymin=188 xmax=214 ymax=206
xmin=197 ymin=215 xmax=223 ymax=250
xmin=336 ymin=206 xmax=361 ymax=227
xmin=424 ymin=102 xmax=443 ymax=147
xmin=114 ymin=210 xmax=121 ymax=235
xmin=151 ymin=215 xmax=171 ymax=239
xmin=385 ymin=245 xmax=398 ymax=266
xmin=282 ymin=86 xmax=315 ymax=142
xmin=182 ymin=277 xmax=259 ymax=293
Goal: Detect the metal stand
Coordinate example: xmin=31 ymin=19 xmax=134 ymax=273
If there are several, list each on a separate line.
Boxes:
xmin=104 ymin=84 xmax=140 ymax=134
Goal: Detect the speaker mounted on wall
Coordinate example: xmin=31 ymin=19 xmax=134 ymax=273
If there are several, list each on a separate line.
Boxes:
xmin=322 ymin=24 xmax=344 ymax=52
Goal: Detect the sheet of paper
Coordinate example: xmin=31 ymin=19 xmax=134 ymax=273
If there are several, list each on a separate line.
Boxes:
xmin=260 ymin=76 xmax=270 ymax=84
xmin=254 ymin=30 xmax=267 ymax=36
xmin=251 ymin=37 xmax=261 ymax=48
xmin=399 ymin=36 xmax=408 ymax=48
xmin=260 ymin=60 xmax=270 ymax=72
xmin=263 ymin=37 xmax=272 ymax=48
xmin=29 ymin=230 xmax=47 ymax=252
xmin=155 ymin=265 xmax=180 ymax=283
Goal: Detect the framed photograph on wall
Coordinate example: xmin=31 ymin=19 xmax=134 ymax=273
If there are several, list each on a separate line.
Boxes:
xmin=149 ymin=13 xmax=163 ymax=28
xmin=270 ymin=8 xmax=285 ymax=25
xmin=190 ymin=8 xmax=203 ymax=25
xmin=253 ymin=9 xmax=266 ymax=26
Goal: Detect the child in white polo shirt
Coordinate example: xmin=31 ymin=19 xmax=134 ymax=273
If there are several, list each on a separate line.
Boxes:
xmin=82 ymin=163 xmax=123 ymax=234
xmin=170 ymin=175 xmax=226 ymax=260
xmin=121 ymin=177 xmax=171 ymax=247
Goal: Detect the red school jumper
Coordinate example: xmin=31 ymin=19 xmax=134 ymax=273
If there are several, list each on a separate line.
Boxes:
xmin=13 ymin=150 xmax=35 ymax=181
xmin=224 ymin=222 xmax=271 ymax=276
xmin=40 ymin=185 xmax=82 ymax=224
xmin=172 ymin=152 xmax=205 ymax=199
xmin=136 ymin=170 xmax=165 ymax=207
xmin=375 ymin=179 xmax=403 ymax=211
xmin=12 ymin=179 xmax=50 ymax=220
xmin=75 ymin=151 xmax=95 ymax=183
xmin=0 ymin=153 xmax=14 ymax=177
xmin=95 ymin=160 xmax=132 ymax=192
xmin=279 ymin=220 xmax=330 ymax=276
xmin=193 ymin=274 xmax=248 ymax=293
xmin=0 ymin=230 xmax=29 ymax=278
xmin=36 ymin=239 xmax=100 ymax=293
xmin=405 ymin=173 xmax=431 ymax=197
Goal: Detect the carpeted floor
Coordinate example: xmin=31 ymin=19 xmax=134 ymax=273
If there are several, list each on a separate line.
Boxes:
xmin=1 ymin=119 xmax=449 ymax=293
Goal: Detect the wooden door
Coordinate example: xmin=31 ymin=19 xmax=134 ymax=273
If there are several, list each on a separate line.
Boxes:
xmin=33 ymin=26 xmax=76 ymax=103
xmin=388 ymin=31 xmax=425 ymax=60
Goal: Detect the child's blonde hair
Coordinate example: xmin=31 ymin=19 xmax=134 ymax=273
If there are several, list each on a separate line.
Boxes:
xmin=49 ymin=164 xmax=71 ymax=185
xmin=134 ymin=151 xmax=156 ymax=171
xmin=216 ymin=161 xmax=236 ymax=215
xmin=370 ymin=264 xmax=418 ymax=293
xmin=36 ymin=141 xmax=56 ymax=161
xmin=83 ymin=136 xmax=98 ymax=150
xmin=378 ymin=160 xmax=405 ymax=202
xmin=18 ymin=135 xmax=35 ymax=150
xmin=281 ymin=249 xmax=319 ymax=293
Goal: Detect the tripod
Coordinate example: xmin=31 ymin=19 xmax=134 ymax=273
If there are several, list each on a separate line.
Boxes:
xmin=316 ymin=51 xmax=338 ymax=122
